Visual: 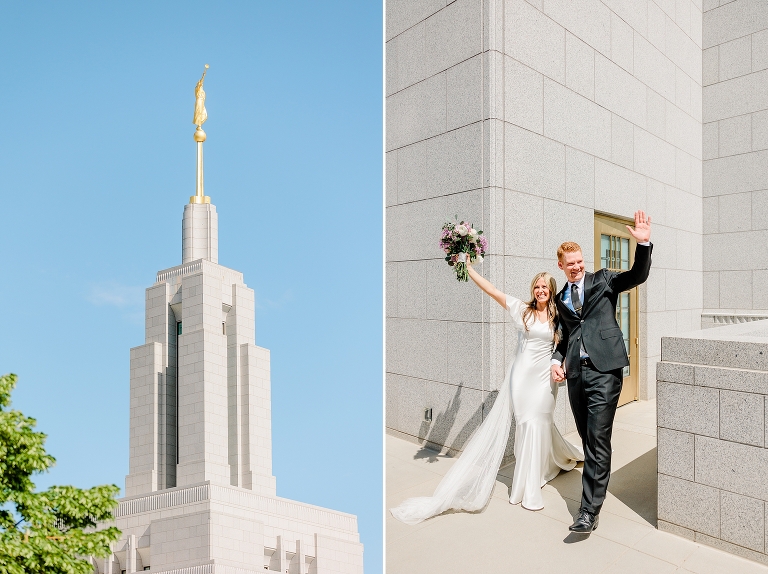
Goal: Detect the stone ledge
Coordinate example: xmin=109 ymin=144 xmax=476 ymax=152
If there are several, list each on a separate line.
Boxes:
xmin=661 ymin=320 xmax=768 ymax=370
xmin=656 ymin=361 xmax=694 ymax=384
xmin=701 ymin=311 xmax=768 ymax=330
xmin=662 ymin=337 xmax=768 ymax=370
xmin=655 ymin=361 xmax=768 ymax=395
xmin=156 ymin=259 xmax=244 ymax=287
xmin=116 ymin=482 xmax=359 ymax=536
xmin=695 ymin=365 xmax=768 ymax=394
xmin=146 ymin=556 xmax=315 ymax=574
xmin=153 ymin=565 xmax=215 ymax=574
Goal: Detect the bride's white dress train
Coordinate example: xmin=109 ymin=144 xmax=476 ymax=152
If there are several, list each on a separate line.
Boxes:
xmin=390 ymin=295 xmax=583 ymax=525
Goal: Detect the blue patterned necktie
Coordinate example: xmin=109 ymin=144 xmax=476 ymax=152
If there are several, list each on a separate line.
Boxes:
xmin=571 ymin=284 xmax=582 ymax=315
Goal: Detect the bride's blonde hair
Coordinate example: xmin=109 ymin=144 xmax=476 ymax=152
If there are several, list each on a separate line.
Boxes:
xmin=521 ymin=272 xmax=560 ymax=345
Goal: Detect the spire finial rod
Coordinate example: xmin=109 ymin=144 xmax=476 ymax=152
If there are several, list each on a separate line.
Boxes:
xmin=190 ymin=64 xmax=211 ymax=205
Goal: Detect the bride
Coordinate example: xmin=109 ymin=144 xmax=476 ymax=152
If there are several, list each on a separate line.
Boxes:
xmin=390 ymin=257 xmax=583 ymax=524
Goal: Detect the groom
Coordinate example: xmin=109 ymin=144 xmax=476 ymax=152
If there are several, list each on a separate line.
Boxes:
xmin=551 ymin=210 xmax=652 ymax=534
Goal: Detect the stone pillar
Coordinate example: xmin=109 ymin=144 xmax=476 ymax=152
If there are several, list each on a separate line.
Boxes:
xmin=125 ymin=534 xmax=137 ymax=573
xmin=125 ymin=342 xmax=162 ymax=496
xmin=271 ymin=535 xmax=287 ymax=572
xmin=144 ymin=282 xmax=177 ymax=491
xmin=293 ymin=538 xmax=307 ymax=574
xmin=125 ymin=281 xmax=178 ymax=496
xmin=223 ymin=280 xmax=275 ymax=494
xmin=182 ymin=203 xmax=218 ymax=263
xmin=227 ymin=283 xmax=256 ymax=488
xmin=241 ymin=344 xmax=276 ymax=494
xmin=176 ymin=269 xmax=231 ymax=487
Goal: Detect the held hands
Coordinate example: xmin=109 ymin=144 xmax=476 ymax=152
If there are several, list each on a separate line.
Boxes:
xmin=551 ymin=364 xmax=565 ymax=382
xmin=626 ymin=210 xmax=651 ymax=243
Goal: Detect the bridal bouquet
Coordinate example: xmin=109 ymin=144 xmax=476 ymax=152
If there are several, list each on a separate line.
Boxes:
xmin=440 ymin=219 xmax=488 ymax=281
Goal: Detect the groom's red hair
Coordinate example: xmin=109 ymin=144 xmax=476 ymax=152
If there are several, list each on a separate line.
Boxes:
xmin=557 ymin=241 xmax=582 ymax=261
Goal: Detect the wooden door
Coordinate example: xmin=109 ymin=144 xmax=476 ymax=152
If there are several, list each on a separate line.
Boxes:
xmin=594 ymin=214 xmax=638 ymax=406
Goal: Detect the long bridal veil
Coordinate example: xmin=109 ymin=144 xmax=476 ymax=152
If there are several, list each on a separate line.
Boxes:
xmin=389 ymin=354 xmax=517 ymax=525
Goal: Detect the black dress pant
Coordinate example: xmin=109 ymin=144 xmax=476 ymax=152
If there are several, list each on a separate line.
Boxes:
xmin=567 ymin=361 xmax=623 ymax=515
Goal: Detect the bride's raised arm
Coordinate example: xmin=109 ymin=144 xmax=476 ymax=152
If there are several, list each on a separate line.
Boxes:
xmin=466 ymin=256 xmax=506 ymax=309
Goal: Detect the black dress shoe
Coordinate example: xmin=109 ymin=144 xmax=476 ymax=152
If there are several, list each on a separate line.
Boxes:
xmin=569 ymin=510 xmax=599 ymax=533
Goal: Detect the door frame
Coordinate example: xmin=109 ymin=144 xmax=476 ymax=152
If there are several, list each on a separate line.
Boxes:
xmin=594 ymin=213 xmax=639 ymax=406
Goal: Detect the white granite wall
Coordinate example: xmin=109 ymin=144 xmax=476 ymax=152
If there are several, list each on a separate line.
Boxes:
xmin=702 ymin=0 xmax=768 ymax=316
xmin=150 ymin=509 xmax=265 ymax=570
xmin=386 ymin=0 xmax=490 ymax=453
xmin=657 ymin=322 xmax=768 ymax=564
xmin=488 ymin=0 xmax=704 ymax=404
xmin=386 ymin=0 xmax=704 ymax=451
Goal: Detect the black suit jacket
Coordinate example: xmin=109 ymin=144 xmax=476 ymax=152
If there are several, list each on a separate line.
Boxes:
xmin=553 ymin=243 xmax=653 ymax=376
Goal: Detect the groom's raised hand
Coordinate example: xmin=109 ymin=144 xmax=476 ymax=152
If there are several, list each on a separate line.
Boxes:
xmin=626 ymin=210 xmax=651 ymax=243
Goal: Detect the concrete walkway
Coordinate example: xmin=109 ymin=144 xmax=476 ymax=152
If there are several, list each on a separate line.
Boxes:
xmin=386 ymin=400 xmax=768 ymax=574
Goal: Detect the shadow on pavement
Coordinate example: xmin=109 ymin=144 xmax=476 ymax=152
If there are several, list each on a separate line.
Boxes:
xmin=607 ymin=447 xmax=658 ymax=526
xmin=563 ymin=532 xmax=592 ymax=544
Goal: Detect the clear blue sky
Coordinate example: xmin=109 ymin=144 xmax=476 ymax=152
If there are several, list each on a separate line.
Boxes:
xmin=0 ymin=2 xmax=382 ymax=572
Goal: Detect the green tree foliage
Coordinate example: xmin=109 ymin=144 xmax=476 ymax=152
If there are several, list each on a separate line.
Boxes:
xmin=0 ymin=374 xmax=120 ymax=573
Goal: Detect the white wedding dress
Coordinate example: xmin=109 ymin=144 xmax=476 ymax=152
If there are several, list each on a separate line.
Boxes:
xmin=390 ymin=294 xmax=583 ymax=525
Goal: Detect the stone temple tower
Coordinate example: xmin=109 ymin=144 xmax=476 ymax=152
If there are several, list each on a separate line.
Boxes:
xmin=97 ymin=70 xmax=364 ymax=574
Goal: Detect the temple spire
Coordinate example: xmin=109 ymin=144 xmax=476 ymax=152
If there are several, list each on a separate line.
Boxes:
xmin=182 ymin=65 xmax=218 ymax=264
xmin=190 ymin=64 xmax=211 ymax=204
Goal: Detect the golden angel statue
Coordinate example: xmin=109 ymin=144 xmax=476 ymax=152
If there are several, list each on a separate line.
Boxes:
xmin=193 ymin=65 xmax=209 ymax=127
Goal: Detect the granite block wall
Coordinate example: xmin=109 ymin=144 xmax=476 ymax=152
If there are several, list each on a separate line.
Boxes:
xmin=176 ymin=271 xmax=231 ymax=488
xmin=126 ymin=342 xmax=163 ymax=496
xmin=386 ymin=0 xmax=704 ymax=454
xmin=703 ymin=0 xmax=768 ymax=317
xmin=150 ymin=509 xmax=265 ymax=571
xmin=657 ymin=321 xmax=768 ymax=565
xmin=386 ymin=0 xmax=492 ymax=455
